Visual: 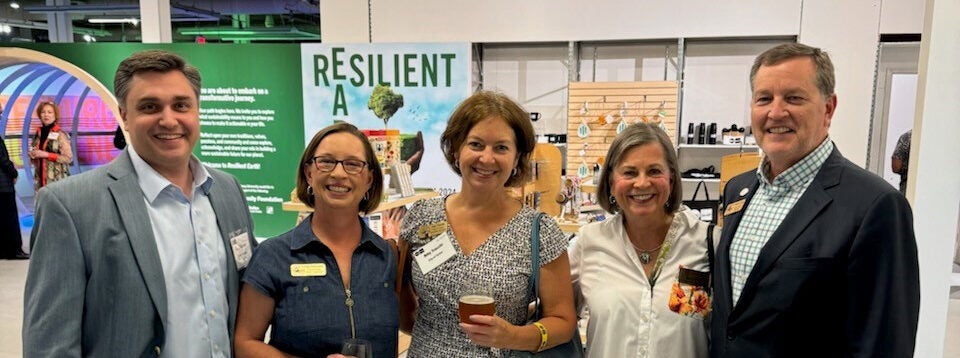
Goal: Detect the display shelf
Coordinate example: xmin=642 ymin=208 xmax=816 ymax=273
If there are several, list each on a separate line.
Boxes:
xmin=681 ymin=178 xmax=720 ymax=183
xmin=678 ymin=144 xmax=758 ymax=150
xmin=281 ymin=188 xmax=439 ymax=214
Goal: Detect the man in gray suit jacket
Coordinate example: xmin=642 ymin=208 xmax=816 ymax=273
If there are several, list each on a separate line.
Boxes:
xmin=710 ymin=43 xmax=919 ymax=357
xmin=24 ymin=50 xmax=256 ymax=357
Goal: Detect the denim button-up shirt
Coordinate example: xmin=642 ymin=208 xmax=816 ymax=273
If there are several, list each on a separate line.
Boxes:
xmin=243 ymin=214 xmax=398 ymax=357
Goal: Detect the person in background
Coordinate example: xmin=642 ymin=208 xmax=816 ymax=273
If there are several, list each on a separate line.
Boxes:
xmin=235 ymin=122 xmax=397 ymax=358
xmin=399 ymin=91 xmax=577 ymax=356
xmin=28 ymin=101 xmax=72 ymax=189
xmin=23 ymin=49 xmax=257 ymax=357
xmin=710 ymin=43 xmax=919 ymax=357
xmin=114 ymin=125 xmax=127 ymax=150
xmin=570 ymin=122 xmax=711 ymax=358
xmin=891 ymin=129 xmax=911 ymax=195
xmin=1 ymin=132 xmax=28 ymax=260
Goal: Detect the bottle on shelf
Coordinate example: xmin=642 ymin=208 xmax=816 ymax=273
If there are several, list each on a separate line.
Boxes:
xmin=697 ymin=123 xmax=706 ymax=144
xmin=708 ymin=122 xmax=717 ymax=144
xmin=686 ymin=123 xmax=695 ymax=144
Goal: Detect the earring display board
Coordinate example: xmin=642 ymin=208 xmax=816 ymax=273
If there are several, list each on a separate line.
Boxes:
xmin=566 ymin=81 xmax=679 ymax=178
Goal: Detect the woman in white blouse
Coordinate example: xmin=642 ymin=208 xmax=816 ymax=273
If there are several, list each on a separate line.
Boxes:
xmin=570 ymin=122 xmax=712 ymax=358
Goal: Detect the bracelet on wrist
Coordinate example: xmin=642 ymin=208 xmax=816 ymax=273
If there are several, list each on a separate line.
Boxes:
xmin=532 ymin=322 xmax=548 ymax=352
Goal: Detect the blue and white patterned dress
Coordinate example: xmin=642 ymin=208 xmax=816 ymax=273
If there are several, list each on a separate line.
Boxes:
xmin=401 ymin=196 xmax=566 ymax=357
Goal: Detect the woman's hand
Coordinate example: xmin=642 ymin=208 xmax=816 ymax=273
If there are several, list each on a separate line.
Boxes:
xmin=459 ymin=314 xmax=521 ymax=349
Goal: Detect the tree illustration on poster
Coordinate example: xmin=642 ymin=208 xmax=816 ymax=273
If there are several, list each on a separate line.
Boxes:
xmin=301 ymin=43 xmax=472 ymax=196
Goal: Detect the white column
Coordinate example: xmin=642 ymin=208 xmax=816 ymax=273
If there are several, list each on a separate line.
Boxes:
xmin=910 ymin=0 xmax=960 ymax=356
xmin=45 ymin=0 xmax=72 ymax=43
xmin=139 ymin=0 xmax=172 ymax=43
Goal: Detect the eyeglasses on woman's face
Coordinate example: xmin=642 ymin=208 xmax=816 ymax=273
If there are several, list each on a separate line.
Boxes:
xmin=308 ymin=156 xmax=368 ymax=174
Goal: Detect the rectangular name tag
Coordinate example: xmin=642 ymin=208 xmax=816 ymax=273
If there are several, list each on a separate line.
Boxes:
xmin=678 ymin=267 xmax=710 ymax=287
xmin=413 ymin=232 xmax=456 ymax=275
xmin=229 ymin=230 xmax=252 ymax=270
xmin=724 ymin=199 xmax=745 ymax=217
xmin=48 ymin=132 xmax=60 ymax=140
xmin=417 ymin=221 xmax=448 ymax=239
xmin=291 ymin=263 xmax=327 ymax=277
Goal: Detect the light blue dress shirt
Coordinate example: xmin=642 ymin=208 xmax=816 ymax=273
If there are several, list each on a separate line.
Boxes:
xmin=128 ymin=145 xmax=230 ymax=358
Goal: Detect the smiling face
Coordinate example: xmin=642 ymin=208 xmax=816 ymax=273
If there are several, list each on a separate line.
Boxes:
xmin=751 ymin=56 xmax=836 ymax=177
xmin=120 ymin=70 xmax=200 ymax=176
xmin=305 ymin=132 xmax=373 ymax=213
xmin=610 ymin=143 xmax=672 ymax=221
xmin=456 ymin=116 xmax=518 ymax=192
xmin=38 ymin=104 xmax=57 ymax=126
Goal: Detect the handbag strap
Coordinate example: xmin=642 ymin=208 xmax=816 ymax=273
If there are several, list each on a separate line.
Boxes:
xmin=527 ymin=212 xmax=544 ymax=318
xmin=389 ymin=238 xmax=409 ymax=296
xmin=706 ymin=222 xmax=715 ymax=290
xmin=691 ymin=180 xmax=712 ymax=201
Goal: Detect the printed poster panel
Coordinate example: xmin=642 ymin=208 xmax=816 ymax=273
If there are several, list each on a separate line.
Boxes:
xmin=300 ymin=43 xmax=471 ymax=196
xmin=2 ymin=43 xmax=303 ymax=238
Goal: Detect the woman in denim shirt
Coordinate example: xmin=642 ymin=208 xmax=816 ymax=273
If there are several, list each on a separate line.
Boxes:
xmin=235 ymin=123 xmax=398 ymax=357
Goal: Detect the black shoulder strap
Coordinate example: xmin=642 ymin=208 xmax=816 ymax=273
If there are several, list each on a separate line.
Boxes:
xmin=706 ymin=222 xmax=716 ymax=290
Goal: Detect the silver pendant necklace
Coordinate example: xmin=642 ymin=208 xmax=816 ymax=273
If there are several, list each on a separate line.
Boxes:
xmin=633 ymin=242 xmax=663 ymax=265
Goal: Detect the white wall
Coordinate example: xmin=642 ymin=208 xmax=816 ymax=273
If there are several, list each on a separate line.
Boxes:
xmin=798 ymin=0 xmax=883 ymax=167
xmin=481 ymin=44 xmax=570 ymax=135
xmin=880 ymin=0 xmax=926 ymax=34
xmin=323 ymin=0 xmax=801 ymax=43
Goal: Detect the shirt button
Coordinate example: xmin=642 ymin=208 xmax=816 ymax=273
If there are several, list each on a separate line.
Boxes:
xmin=154 ymin=346 xmax=161 ymax=355
xmin=303 ymin=286 xmax=310 ymax=292
xmin=209 ymin=310 xmax=217 ymax=317
xmin=204 ymin=273 xmax=210 ymax=280
xmin=727 ymin=334 xmax=735 ymax=341
xmin=214 ymin=344 xmax=220 ymax=351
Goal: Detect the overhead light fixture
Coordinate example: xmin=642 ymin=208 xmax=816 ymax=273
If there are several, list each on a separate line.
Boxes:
xmin=88 ymin=18 xmax=139 ymax=26
xmin=82 ymin=34 xmax=96 ymax=42
xmin=10 ymin=1 xmax=19 ymax=9
xmin=0 ymin=24 xmax=11 ymax=34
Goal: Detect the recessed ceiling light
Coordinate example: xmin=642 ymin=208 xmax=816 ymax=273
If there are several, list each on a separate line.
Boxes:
xmin=10 ymin=2 xmax=20 ymax=9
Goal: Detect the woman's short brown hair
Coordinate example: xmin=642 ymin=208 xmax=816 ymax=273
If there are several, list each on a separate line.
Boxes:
xmin=597 ymin=122 xmax=683 ymax=214
xmin=440 ymin=91 xmax=536 ymax=188
xmin=295 ymin=122 xmax=384 ymax=213
xmin=35 ymin=101 xmax=61 ymax=125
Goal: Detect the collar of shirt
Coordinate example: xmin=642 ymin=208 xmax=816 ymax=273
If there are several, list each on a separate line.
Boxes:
xmin=128 ymin=144 xmax=213 ymax=203
xmin=288 ymin=213 xmax=387 ymax=254
xmin=757 ymin=138 xmax=834 ymax=190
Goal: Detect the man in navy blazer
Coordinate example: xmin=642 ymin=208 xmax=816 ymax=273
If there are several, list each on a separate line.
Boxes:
xmin=24 ymin=50 xmax=256 ymax=357
xmin=710 ymin=43 xmax=919 ymax=357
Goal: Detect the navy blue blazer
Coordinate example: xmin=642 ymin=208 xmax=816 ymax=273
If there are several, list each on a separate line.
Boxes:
xmin=710 ymin=147 xmax=919 ymax=358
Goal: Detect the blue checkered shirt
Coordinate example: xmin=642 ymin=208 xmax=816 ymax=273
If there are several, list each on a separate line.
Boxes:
xmin=729 ymin=138 xmax=834 ymax=305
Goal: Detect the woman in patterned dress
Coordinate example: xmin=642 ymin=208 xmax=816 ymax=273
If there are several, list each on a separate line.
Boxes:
xmin=398 ymin=91 xmax=577 ymax=357
xmin=28 ymin=101 xmax=72 ymax=190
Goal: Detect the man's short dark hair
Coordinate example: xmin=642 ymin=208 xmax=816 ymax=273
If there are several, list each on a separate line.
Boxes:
xmin=113 ymin=50 xmax=201 ymax=110
xmin=750 ymin=43 xmax=835 ymax=98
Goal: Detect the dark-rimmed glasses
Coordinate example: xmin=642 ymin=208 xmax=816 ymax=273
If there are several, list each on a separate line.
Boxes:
xmin=307 ymin=156 xmax=368 ymax=174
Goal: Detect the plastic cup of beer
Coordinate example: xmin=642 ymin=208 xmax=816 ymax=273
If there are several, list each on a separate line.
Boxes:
xmin=458 ymin=283 xmax=495 ymax=324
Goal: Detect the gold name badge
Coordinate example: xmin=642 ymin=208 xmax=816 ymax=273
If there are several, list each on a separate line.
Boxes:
xmin=417 ymin=221 xmax=448 ymax=239
xmin=290 ymin=263 xmax=327 ymax=277
xmin=724 ymin=199 xmax=746 ymax=217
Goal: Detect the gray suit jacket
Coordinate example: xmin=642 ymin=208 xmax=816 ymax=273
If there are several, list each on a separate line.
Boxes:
xmin=23 ymin=150 xmax=256 ymax=357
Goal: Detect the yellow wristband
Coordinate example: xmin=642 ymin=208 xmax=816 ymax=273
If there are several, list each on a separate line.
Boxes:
xmin=533 ymin=322 xmax=548 ymax=352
